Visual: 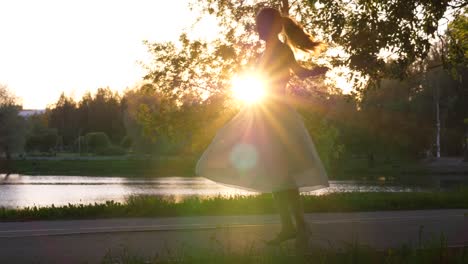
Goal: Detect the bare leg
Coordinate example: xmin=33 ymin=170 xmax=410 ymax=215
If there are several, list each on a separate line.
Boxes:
xmin=274 ymin=190 xmax=295 ymax=232
xmin=287 ymin=188 xmax=307 ymax=232
xmin=266 ymin=190 xmax=296 ymax=245
xmin=287 ymin=188 xmax=311 ymax=251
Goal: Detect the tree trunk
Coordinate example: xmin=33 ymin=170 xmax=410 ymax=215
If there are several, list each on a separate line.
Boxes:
xmin=280 ymin=0 xmax=289 ymax=15
xmin=4 ymin=146 xmax=11 ymax=174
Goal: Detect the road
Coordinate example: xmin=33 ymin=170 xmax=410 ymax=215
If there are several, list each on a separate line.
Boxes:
xmin=0 ymin=209 xmax=466 ymax=263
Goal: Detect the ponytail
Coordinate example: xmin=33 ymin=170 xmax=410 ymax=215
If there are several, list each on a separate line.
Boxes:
xmin=281 ymin=16 xmax=323 ymax=53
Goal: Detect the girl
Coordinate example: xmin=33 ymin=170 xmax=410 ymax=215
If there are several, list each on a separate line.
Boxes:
xmin=196 ymin=7 xmax=329 ymax=247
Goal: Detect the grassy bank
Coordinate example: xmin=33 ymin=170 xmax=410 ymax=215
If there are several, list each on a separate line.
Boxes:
xmin=9 ymin=158 xmax=197 ymax=177
xmin=8 ymin=157 xmax=467 ymax=178
xmin=1 ymin=190 xmax=467 ymax=221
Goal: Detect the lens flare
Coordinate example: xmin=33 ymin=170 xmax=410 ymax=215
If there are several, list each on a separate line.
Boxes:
xmin=231 ymin=74 xmax=265 ymax=104
xmin=229 ymin=143 xmax=258 ymax=171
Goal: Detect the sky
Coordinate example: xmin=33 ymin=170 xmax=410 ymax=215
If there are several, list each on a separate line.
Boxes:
xmin=1 ymin=1 xmax=454 ymax=109
xmin=0 ymin=0 xmax=218 ymax=109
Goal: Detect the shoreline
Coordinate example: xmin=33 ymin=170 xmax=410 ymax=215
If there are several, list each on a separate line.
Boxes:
xmin=4 ymin=157 xmax=468 ymax=179
xmin=1 ymin=190 xmax=467 ymax=222
xmin=6 ymin=158 xmax=197 ymax=177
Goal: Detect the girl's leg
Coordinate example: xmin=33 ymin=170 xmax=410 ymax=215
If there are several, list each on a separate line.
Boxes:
xmin=267 ymin=190 xmax=296 ymax=244
xmin=273 ymin=190 xmax=295 ymax=232
xmin=287 ymin=188 xmax=311 ymax=251
xmin=287 ymin=188 xmax=307 ymax=232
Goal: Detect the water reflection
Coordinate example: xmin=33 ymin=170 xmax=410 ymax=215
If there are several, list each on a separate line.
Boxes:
xmin=0 ymin=174 xmax=434 ymax=208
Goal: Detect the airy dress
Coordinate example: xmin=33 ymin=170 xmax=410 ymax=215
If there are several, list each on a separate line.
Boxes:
xmin=196 ymin=42 xmax=329 ymax=193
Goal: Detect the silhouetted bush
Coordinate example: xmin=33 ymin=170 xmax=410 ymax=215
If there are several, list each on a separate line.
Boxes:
xmin=85 ymin=132 xmax=111 ymax=153
xmin=120 ymin=135 xmax=132 ymax=149
xmin=25 ymin=131 xmax=57 ymax=153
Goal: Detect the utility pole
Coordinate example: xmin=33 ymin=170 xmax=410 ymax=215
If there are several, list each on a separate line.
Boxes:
xmin=425 ymin=64 xmax=443 ymax=160
xmin=427 ymin=67 xmax=442 ymax=160
xmin=434 ymin=68 xmax=441 ymax=159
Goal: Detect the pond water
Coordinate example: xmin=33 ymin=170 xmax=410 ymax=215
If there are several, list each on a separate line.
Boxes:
xmin=0 ymin=174 xmax=435 ymax=208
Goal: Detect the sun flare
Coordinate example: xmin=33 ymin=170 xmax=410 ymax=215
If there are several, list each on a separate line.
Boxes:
xmin=231 ymin=74 xmax=266 ymax=104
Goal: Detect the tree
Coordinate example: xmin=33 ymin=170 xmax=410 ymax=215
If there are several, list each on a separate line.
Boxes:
xmin=47 ymin=93 xmax=78 ymax=149
xmin=445 ymin=10 xmax=468 ymax=156
xmin=123 ymin=83 xmax=230 ymax=155
xmin=47 ymin=88 xmax=126 ymax=150
xmin=24 ymin=112 xmax=58 ymax=153
xmin=77 ymin=87 xmax=125 ymax=142
xmin=446 ymin=8 xmax=468 ymax=72
xmin=0 ymin=85 xmax=26 ymax=165
xmin=143 ymin=33 xmax=255 ymax=98
xmin=192 ymin=0 xmax=467 ymax=90
xmin=138 ymin=0 xmax=467 ymax=163
xmin=122 ymin=85 xmax=165 ymax=154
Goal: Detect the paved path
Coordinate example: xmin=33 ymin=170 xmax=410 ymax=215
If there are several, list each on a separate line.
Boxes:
xmin=0 ymin=209 xmax=467 ymax=263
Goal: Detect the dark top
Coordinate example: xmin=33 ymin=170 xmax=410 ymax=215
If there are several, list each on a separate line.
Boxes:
xmin=258 ymin=41 xmax=296 ymax=96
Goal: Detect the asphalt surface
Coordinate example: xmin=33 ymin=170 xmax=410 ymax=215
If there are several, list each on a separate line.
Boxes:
xmin=0 ymin=209 xmax=466 ymax=263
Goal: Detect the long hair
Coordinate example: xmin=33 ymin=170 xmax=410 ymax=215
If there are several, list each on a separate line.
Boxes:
xmin=256 ymin=8 xmax=324 ymax=54
xmin=281 ymin=16 xmax=323 ymax=53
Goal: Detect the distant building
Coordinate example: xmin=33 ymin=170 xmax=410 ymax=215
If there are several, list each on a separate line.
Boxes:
xmin=19 ymin=109 xmax=45 ymax=118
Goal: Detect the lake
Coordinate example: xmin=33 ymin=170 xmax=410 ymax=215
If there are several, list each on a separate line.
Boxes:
xmin=0 ymin=174 xmax=435 ymax=208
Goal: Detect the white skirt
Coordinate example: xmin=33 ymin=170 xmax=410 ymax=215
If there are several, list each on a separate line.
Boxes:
xmin=196 ymin=101 xmax=328 ymax=193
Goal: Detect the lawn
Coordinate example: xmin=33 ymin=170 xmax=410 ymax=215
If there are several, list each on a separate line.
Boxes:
xmin=1 ymin=189 xmax=467 ymax=221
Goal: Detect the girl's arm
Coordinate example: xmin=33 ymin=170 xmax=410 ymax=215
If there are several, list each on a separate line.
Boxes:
xmin=284 ymin=45 xmax=329 ymax=79
xmin=291 ymin=63 xmax=329 ymax=79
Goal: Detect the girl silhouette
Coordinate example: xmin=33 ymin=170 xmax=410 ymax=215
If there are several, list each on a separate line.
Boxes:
xmin=196 ymin=7 xmax=329 ymax=247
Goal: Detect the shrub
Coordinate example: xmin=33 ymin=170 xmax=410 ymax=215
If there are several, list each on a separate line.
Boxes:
xmin=85 ymin=132 xmax=111 ymax=153
xmin=73 ymin=136 xmax=86 ymax=152
xmin=25 ymin=131 xmax=57 ymax=153
xmin=120 ymin=135 xmax=133 ymax=149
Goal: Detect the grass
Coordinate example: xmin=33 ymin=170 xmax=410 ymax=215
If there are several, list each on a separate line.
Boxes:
xmin=8 ymin=156 xmax=467 ymax=179
xmin=101 ymin=238 xmax=468 ymax=264
xmin=1 ymin=189 xmax=467 ymax=221
xmin=9 ymin=158 xmax=197 ymax=177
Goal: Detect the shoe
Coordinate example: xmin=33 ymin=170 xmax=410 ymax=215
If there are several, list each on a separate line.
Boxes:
xmin=265 ymin=229 xmax=297 ymax=245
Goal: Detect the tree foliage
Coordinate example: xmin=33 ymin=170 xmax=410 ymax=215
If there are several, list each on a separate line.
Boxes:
xmin=137 ymin=0 xmax=467 ymax=162
xmin=123 ymin=84 xmax=175 ymax=154
xmin=142 ymin=33 xmax=259 ymax=98
xmin=78 ymin=88 xmax=125 ymax=142
xmin=446 ymin=8 xmax=468 ymax=72
xmin=47 ymin=88 xmax=126 ymax=148
xmin=47 ymin=93 xmax=78 ymax=148
xmin=192 ymin=0 xmax=467 ymax=89
xmin=0 ymin=85 xmax=26 ymax=158
xmin=25 ymin=116 xmax=58 ymax=153
xmin=124 ymin=83 xmax=231 ymax=154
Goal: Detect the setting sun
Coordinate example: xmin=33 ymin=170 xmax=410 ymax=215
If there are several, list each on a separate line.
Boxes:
xmin=231 ymin=74 xmax=266 ymax=104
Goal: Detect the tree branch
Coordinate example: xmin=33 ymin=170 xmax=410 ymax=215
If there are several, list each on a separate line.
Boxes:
xmin=281 ymin=0 xmax=290 ymax=16
xmin=448 ymin=1 xmax=468 ymax=9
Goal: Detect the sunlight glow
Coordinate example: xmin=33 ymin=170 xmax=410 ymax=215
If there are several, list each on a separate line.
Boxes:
xmin=0 ymin=0 xmax=219 ymax=109
xmin=325 ymin=66 xmax=355 ymax=94
xmin=231 ymin=74 xmax=266 ymax=104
